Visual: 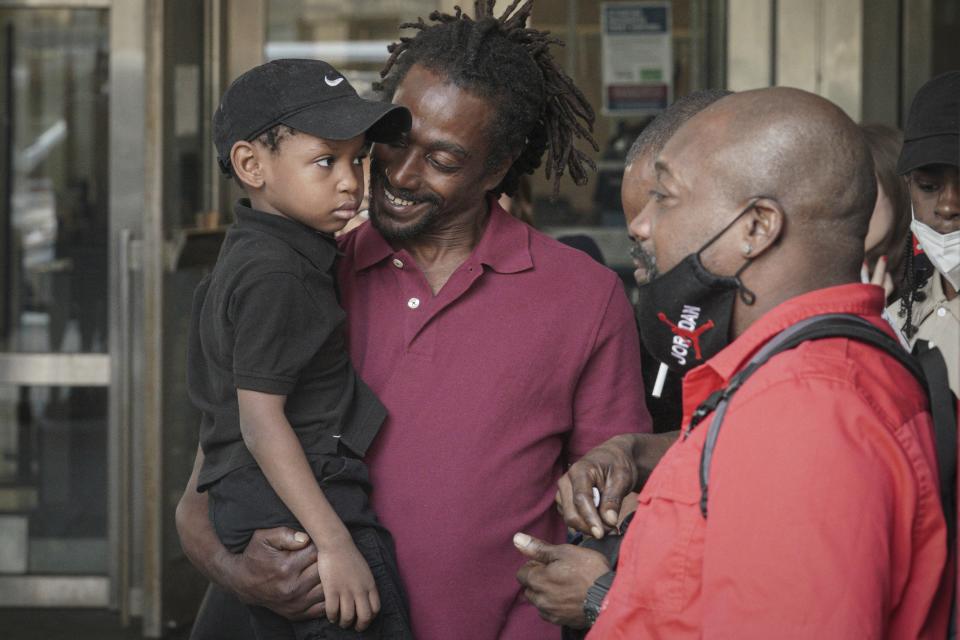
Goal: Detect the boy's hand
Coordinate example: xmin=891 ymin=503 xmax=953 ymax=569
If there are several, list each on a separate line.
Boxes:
xmin=316 ymin=539 xmax=380 ymax=631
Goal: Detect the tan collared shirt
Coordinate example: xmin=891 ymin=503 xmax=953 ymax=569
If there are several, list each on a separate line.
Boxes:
xmin=888 ymin=273 xmax=960 ymax=396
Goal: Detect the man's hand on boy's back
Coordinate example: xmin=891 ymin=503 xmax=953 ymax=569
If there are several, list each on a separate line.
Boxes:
xmin=230 ymin=527 xmax=325 ymax=620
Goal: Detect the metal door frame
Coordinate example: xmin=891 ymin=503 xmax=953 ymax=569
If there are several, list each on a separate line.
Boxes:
xmin=108 ymin=0 xmax=154 ymax=627
xmin=0 ymin=0 xmax=122 ymax=607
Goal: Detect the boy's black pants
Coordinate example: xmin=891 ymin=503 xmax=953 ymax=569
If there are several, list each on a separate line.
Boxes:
xmin=206 ymin=455 xmax=413 ymax=640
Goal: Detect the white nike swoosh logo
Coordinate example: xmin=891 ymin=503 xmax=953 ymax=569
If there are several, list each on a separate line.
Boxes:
xmin=325 ymin=75 xmax=344 ymax=87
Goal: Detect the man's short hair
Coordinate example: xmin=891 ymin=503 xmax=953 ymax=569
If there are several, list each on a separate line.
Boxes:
xmin=626 ymin=89 xmax=732 ymax=165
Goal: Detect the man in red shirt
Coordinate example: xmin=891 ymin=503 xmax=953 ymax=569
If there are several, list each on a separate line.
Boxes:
xmin=520 ymin=87 xmax=951 ymax=637
xmin=175 ymin=3 xmax=651 ymax=639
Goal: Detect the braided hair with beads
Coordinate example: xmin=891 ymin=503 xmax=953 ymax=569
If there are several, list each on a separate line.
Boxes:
xmin=897 ymin=234 xmax=933 ymax=339
xmin=375 ymin=0 xmax=599 ymax=198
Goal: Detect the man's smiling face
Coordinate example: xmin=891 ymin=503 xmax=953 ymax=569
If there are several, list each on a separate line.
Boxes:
xmin=368 ymin=64 xmax=504 ymax=241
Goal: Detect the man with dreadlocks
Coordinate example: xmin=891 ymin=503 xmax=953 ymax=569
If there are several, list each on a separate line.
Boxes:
xmin=176 ymin=3 xmax=650 ymax=639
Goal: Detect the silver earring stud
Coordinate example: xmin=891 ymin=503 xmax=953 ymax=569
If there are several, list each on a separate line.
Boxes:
xmin=742 ymin=243 xmax=753 ymax=256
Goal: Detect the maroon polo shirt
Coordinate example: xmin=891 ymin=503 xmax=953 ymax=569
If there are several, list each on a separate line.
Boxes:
xmin=338 ymin=202 xmax=651 ymax=640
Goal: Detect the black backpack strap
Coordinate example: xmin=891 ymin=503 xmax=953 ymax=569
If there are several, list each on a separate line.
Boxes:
xmin=921 ymin=347 xmax=960 ymax=640
xmin=914 ymin=340 xmax=958 ymax=544
xmin=695 ymin=313 xmax=931 ymax=518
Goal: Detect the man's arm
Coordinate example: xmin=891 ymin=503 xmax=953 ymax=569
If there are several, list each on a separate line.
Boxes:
xmin=562 ymin=276 xmax=668 ymax=536
xmin=174 ymin=444 xmax=325 ymax=620
xmin=518 ymin=431 xmax=672 ymax=630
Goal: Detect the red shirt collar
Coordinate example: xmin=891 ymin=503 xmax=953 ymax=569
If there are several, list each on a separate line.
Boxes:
xmin=679 ymin=283 xmax=887 ymax=414
xmin=349 ymin=198 xmax=533 ymax=274
xmin=704 ymin=283 xmax=887 ymax=382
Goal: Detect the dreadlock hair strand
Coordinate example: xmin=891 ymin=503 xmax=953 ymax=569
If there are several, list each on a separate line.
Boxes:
xmin=376 ymin=0 xmax=598 ymax=198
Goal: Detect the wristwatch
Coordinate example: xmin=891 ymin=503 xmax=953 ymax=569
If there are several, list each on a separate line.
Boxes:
xmin=583 ymin=570 xmax=616 ymax=627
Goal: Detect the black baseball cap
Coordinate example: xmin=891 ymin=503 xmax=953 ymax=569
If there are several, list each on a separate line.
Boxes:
xmin=897 ymin=70 xmax=960 ymax=174
xmin=213 ymin=58 xmax=411 ymax=175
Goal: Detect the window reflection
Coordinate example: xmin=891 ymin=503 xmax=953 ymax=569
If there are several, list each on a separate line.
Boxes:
xmin=2 ymin=9 xmax=109 ymax=355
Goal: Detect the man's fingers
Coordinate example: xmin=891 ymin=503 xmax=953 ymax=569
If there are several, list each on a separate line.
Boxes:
xmin=259 ymin=527 xmax=311 ymax=552
xmin=556 ymin=475 xmax=572 ymax=511
xmin=297 ymin=560 xmax=322 ymax=590
xmin=369 ymin=590 xmax=381 ymax=616
xmin=599 ymin=469 xmax=634 ymax=526
xmin=523 ymin=587 xmax=542 ymax=611
xmin=523 ymin=587 xmax=538 ymax=609
xmin=297 ymin=601 xmax=326 ymax=620
xmin=274 ymin=542 xmax=318 ymax=578
xmin=252 ymin=527 xmax=318 ymax=576
xmin=570 ymin=472 xmax=606 ymax=538
xmin=557 ymin=476 xmax=591 ymax=534
xmin=289 ymin=582 xmax=326 ymax=621
xmin=513 ymin=532 xmax=560 ymax=564
xmin=599 ymin=499 xmax=622 ymax=528
xmin=515 ymin=560 xmax=535 ymax=587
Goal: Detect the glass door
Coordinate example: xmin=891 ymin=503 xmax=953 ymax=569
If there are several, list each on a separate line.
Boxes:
xmin=0 ymin=5 xmax=111 ymax=607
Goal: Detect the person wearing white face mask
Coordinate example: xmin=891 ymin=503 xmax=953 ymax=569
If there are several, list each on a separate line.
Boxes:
xmin=888 ymin=70 xmax=960 ymax=396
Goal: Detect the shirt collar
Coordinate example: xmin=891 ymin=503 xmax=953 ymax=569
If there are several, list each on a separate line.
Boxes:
xmin=701 ymin=283 xmax=887 ymax=384
xmin=350 ymin=218 xmax=395 ymax=272
xmin=234 ymin=199 xmax=338 ymax=272
xmin=350 ymin=198 xmax=533 ymax=274
xmin=916 ymin=272 xmax=960 ymax=323
xmin=472 ymin=199 xmax=533 ymax=274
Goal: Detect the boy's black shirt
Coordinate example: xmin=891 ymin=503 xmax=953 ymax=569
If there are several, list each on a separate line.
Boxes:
xmin=188 ymin=200 xmax=385 ymax=491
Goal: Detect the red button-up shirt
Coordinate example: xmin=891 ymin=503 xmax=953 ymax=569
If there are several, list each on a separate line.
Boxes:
xmin=338 ymin=203 xmax=651 ymax=640
xmin=590 ymin=284 xmax=950 ymax=639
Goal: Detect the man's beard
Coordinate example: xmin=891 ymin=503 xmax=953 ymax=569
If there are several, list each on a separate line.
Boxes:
xmin=630 ymin=241 xmax=659 ymax=284
xmin=368 ymin=155 xmax=443 ymax=242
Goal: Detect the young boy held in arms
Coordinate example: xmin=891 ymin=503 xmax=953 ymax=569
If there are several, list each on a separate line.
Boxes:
xmin=187 ymin=59 xmax=413 ymax=639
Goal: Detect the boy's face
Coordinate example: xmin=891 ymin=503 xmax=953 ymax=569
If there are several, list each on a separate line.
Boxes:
xmin=250 ymin=131 xmax=368 ymax=234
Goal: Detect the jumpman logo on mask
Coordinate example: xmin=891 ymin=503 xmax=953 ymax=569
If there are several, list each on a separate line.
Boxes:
xmin=657 ymin=311 xmax=715 ymax=361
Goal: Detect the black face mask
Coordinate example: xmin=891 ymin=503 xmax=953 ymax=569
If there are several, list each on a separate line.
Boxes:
xmin=635 ymin=203 xmax=757 ymax=375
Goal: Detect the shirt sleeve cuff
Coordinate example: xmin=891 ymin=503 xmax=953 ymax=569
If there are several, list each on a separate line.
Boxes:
xmin=234 ymin=371 xmax=296 ymax=395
